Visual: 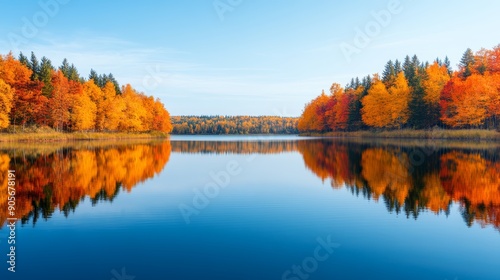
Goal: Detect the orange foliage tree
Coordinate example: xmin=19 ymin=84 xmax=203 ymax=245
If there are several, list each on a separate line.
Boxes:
xmin=440 ymin=73 xmax=497 ymax=127
xmin=0 ymin=53 xmax=46 ymax=128
xmin=0 ymin=79 xmax=13 ymax=128
xmin=298 ymin=90 xmax=330 ymax=133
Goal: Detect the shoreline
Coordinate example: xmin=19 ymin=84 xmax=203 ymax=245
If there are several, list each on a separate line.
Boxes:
xmin=0 ymin=131 xmax=169 ymax=143
xmin=2 ymin=129 xmax=500 ymax=143
xmin=299 ymin=129 xmax=500 ymax=141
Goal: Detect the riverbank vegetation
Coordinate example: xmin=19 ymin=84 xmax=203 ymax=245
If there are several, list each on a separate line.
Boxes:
xmin=298 ymin=45 xmax=500 ymax=135
xmin=302 ymin=129 xmax=500 ymax=141
xmin=0 ymin=126 xmax=168 ymax=142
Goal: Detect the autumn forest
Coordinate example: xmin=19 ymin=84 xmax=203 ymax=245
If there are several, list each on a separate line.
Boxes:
xmin=298 ymin=45 xmax=500 ymax=133
xmin=0 ymin=52 xmax=172 ymax=133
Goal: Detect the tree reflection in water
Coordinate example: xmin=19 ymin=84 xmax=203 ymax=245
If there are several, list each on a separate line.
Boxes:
xmin=298 ymin=140 xmax=500 ymax=231
xmin=1 ymin=139 xmax=498 ymax=231
xmin=0 ymin=141 xmax=171 ymax=227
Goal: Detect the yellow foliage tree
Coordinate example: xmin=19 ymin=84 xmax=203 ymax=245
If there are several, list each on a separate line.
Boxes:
xmin=423 ymin=62 xmax=450 ymax=105
xmin=361 ymin=77 xmax=391 ymax=128
xmin=0 ymin=79 xmax=14 ymax=128
xmin=120 ymin=84 xmax=147 ymax=132
xmin=71 ymin=91 xmax=97 ymax=131
xmin=388 ymin=72 xmax=411 ymax=128
xmin=140 ymin=94 xmax=155 ymax=131
xmin=84 ymin=80 xmax=105 ymax=130
xmin=362 ymin=73 xmax=410 ymax=128
xmin=101 ymin=81 xmax=124 ymax=131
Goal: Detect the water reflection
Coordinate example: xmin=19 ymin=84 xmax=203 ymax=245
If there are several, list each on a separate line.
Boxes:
xmin=1 ymin=138 xmax=499 ymax=232
xmin=170 ymin=140 xmax=297 ymax=154
xmin=297 ymin=140 xmax=500 ymax=231
xmin=0 ymin=141 xmax=171 ymax=227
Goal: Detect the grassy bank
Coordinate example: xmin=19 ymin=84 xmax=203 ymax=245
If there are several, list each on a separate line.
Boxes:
xmin=0 ymin=127 xmax=168 ymax=142
xmin=301 ymin=129 xmax=500 ymax=141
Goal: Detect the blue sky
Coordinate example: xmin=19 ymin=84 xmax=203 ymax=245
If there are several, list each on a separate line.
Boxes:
xmin=1 ymin=0 xmax=499 ymax=116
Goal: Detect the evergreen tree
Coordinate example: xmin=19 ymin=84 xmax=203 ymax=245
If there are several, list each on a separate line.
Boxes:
xmin=348 ymin=75 xmax=371 ymax=131
xmin=348 ymin=78 xmax=356 ymax=89
xmin=459 ymin=48 xmax=475 ymax=78
xmin=30 ymin=52 xmax=40 ymax=81
xmin=89 ymin=69 xmax=99 ymax=82
xmin=394 ymin=59 xmax=402 ymax=74
xmin=67 ymin=64 xmax=80 ymax=82
xmin=403 ymin=55 xmax=430 ymax=128
xmin=382 ymin=60 xmax=396 ymax=85
xmin=60 ymin=58 xmax=71 ymax=78
xmin=403 ymin=55 xmax=415 ymax=84
xmin=40 ymin=57 xmax=55 ymax=98
xmin=444 ymin=56 xmax=452 ymax=75
xmin=107 ymin=73 xmax=122 ymax=95
xmin=18 ymin=52 xmax=29 ymax=68
xmin=58 ymin=59 xmax=80 ymax=82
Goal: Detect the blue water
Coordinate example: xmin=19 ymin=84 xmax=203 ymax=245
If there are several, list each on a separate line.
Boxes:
xmin=0 ymin=137 xmax=499 ymax=280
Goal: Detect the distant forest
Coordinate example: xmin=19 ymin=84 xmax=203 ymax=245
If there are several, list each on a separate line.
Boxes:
xmin=171 ymin=116 xmax=298 ymax=135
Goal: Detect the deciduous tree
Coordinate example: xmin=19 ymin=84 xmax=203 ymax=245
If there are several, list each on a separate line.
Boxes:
xmin=0 ymin=79 xmax=13 ymax=128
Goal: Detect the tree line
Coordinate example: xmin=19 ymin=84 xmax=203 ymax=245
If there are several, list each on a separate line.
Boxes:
xmin=0 ymin=52 xmax=172 ymax=133
xmin=172 ymin=116 xmax=298 ymax=134
xmin=298 ymin=45 xmax=500 ymax=133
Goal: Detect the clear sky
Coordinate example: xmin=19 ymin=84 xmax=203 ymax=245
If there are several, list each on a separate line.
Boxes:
xmin=1 ymin=0 xmax=499 ymax=116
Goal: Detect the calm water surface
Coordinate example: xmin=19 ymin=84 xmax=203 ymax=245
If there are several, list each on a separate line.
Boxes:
xmin=0 ymin=136 xmax=499 ymax=280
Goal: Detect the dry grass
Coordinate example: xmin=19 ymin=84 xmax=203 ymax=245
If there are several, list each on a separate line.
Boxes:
xmin=0 ymin=126 xmax=168 ymax=142
xmin=304 ymin=129 xmax=500 ymax=141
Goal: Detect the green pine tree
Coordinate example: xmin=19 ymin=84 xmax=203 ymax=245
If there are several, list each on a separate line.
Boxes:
xmin=30 ymin=52 xmax=40 ymax=81
xmin=459 ymin=48 xmax=475 ymax=78
xmin=40 ymin=57 xmax=55 ymax=97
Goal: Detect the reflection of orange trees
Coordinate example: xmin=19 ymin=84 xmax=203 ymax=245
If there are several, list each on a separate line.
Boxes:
xmin=421 ymin=173 xmax=451 ymax=213
xmin=361 ymin=149 xmax=412 ymax=206
xmin=297 ymin=140 xmax=500 ymax=230
xmin=297 ymin=141 xmax=360 ymax=188
xmin=0 ymin=142 xmax=171 ymax=227
xmin=440 ymin=152 xmax=500 ymax=228
xmin=171 ymin=141 xmax=297 ymax=155
xmin=0 ymin=155 xmax=11 ymax=220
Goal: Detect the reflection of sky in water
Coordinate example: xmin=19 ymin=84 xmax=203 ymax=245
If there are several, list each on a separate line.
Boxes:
xmin=0 ymin=139 xmax=499 ymax=280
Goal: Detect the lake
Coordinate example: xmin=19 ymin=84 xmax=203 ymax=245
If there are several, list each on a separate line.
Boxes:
xmin=0 ymin=136 xmax=499 ymax=280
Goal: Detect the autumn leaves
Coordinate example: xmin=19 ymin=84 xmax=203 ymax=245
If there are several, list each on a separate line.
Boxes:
xmin=0 ymin=79 xmax=13 ymax=128
xmin=0 ymin=52 xmax=173 ymax=133
xmin=441 ymin=71 xmax=500 ymax=128
xmin=362 ymin=72 xmax=410 ymax=128
xmin=298 ymin=45 xmax=500 ymax=133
